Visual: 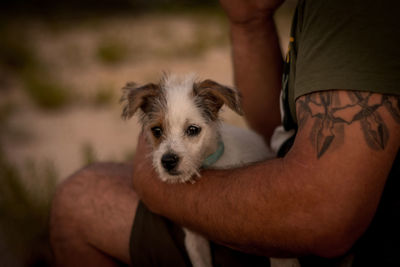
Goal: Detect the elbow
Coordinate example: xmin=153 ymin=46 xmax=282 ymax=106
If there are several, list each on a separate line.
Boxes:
xmin=306 ymin=214 xmax=369 ymax=258
xmin=309 ymin=231 xmax=355 ymax=259
xmin=254 ymin=213 xmax=363 ymax=258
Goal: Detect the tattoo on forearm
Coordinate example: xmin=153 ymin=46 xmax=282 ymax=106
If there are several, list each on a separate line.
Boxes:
xmin=297 ymin=91 xmax=400 ymax=158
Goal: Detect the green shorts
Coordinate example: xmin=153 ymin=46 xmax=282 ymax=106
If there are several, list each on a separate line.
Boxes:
xmin=130 ymin=201 xmax=270 ymax=267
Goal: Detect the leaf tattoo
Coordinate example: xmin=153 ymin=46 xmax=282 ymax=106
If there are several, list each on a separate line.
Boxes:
xmin=383 ymin=95 xmax=400 ymax=123
xmin=297 ymin=91 xmax=400 ymax=158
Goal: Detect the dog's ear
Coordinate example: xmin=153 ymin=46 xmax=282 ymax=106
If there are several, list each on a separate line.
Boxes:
xmin=120 ymin=82 xmax=161 ymax=120
xmin=193 ymin=79 xmax=243 ymax=120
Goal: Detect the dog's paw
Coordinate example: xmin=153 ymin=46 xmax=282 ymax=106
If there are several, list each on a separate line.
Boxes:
xmin=187 ymin=178 xmax=197 ymax=184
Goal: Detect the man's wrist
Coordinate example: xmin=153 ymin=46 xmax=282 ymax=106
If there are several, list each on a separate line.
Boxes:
xmin=228 ymin=9 xmax=275 ymax=25
xmin=229 ymin=15 xmax=277 ymax=42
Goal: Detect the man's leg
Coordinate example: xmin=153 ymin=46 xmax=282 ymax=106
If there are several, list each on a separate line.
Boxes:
xmin=50 ymin=162 xmax=138 ymax=266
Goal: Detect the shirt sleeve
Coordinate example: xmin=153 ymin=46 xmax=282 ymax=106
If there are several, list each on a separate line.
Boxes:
xmin=294 ymin=0 xmax=400 ymax=99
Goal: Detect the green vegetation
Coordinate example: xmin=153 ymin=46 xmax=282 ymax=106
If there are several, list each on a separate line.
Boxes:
xmin=0 ymin=153 xmax=57 ymax=267
xmin=0 ymin=34 xmax=39 ymax=73
xmin=93 ymin=86 xmax=116 ymax=107
xmin=0 ymin=28 xmax=72 ymax=111
xmin=0 ymin=99 xmax=56 ymax=266
xmin=152 ymin=18 xmax=228 ymax=59
xmin=183 ymin=25 xmax=228 ymax=57
xmin=0 ymin=102 xmax=31 ymax=143
xmin=23 ymin=72 xmax=71 ymax=110
xmin=96 ymin=40 xmax=128 ymax=65
xmin=0 ymin=102 xmax=16 ymax=128
xmin=82 ymin=142 xmax=98 ymax=165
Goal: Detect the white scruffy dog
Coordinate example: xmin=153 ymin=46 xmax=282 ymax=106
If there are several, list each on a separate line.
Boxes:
xmin=121 ymin=73 xmax=299 ymax=267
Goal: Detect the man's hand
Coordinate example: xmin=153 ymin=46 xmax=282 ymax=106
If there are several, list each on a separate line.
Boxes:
xmin=131 ymin=133 xmax=165 ymax=212
xmin=131 ymin=133 xmax=151 ymax=194
xmin=219 ymin=0 xmax=286 ymax=25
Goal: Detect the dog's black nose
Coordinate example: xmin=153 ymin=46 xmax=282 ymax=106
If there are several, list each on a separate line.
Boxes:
xmin=161 ymin=153 xmax=179 ymax=172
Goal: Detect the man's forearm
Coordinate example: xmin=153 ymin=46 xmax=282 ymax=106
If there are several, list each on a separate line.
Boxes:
xmin=159 ymin=160 xmax=303 ymax=256
xmin=229 ymin=18 xmax=283 ymax=142
xmin=134 ymin=129 xmax=391 ymax=259
xmin=138 ymin=156 xmax=318 ymax=257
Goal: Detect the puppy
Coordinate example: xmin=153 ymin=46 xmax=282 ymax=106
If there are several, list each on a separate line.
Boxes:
xmin=121 ymin=73 xmax=299 ymax=267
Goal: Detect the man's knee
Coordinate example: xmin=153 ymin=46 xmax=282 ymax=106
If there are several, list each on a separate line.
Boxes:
xmin=50 ymin=164 xmax=99 ymax=242
xmin=50 ymin=162 xmax=136 ymax=264
xmin=49 ymin=162 xmax=133 ymax=246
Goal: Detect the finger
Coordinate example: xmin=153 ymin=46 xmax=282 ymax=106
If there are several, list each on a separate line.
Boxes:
xmin=135 ymin=131 xmax=152 ymax=159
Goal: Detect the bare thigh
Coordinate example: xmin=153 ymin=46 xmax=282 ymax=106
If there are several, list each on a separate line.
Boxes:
xmin=50 ymin=162 xmax=138 ymax=265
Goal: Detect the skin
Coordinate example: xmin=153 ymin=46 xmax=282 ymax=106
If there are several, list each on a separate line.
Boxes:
xmin=132 ymin=0 xmax=400 ymax=258
xmin=220 ymin=0 xmax=284 ymax=142
xmin=133 ymin=93 xmax=400 ymax=258
xmin=49 ymin=0 xmax=400 ymax=265
xmin=50 ymin=163 xmax=137 ymax=266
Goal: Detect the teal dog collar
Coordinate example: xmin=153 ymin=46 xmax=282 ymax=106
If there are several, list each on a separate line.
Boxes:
xmin=202 ymin=140 xmax=224 ymax=168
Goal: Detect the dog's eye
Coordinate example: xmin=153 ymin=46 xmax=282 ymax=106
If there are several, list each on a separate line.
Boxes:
xmin=151 ymin=127 xmax=163 ymax=138
xmin=186 ymin=125 xmax=201 ymax=137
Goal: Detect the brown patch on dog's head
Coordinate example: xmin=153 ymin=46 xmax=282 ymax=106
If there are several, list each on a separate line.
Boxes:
xmin=120 ymin=82 xmax=162 ymax=120
xmin=145 ymin=121 xmax=166 ymax=149
xmin=193 ymin=79 xmax=243 ymax=121
xmin=121 ymin=81 xmax=168 ymax=148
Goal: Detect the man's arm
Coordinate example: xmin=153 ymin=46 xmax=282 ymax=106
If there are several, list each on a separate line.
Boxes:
xmin=133 ymin=91 xmax=400 ymax=258
xmin=219 ymin=0 xmax=284 ymax=142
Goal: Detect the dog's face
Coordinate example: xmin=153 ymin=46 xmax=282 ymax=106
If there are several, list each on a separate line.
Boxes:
xmin=121 ymin=74 xmax=243 ymax=183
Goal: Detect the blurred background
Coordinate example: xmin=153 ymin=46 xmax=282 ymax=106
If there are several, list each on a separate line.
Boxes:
xmin=0 ymin=0 xmax=295 ymax=266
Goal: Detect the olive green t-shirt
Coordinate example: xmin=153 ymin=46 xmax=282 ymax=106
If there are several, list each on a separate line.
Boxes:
xmin=285 ymin=0 xmax=400 ymax=123
xmin=282 ymin=0 xmax=400 ymax=266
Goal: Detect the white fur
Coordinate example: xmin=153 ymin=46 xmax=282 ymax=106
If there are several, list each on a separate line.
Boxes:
xmin=136 ymin=74 xmax=299 ymax=267
xmin=152 ymin=74 xmax=220 ymax=183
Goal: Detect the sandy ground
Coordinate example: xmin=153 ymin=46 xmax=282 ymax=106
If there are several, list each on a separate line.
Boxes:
xmin=3 ymin=9 xmax=293 ymax=181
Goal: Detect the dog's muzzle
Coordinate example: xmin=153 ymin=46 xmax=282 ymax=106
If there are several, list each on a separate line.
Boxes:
xmin=161 ymin=153 xmax=180 ymax=174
